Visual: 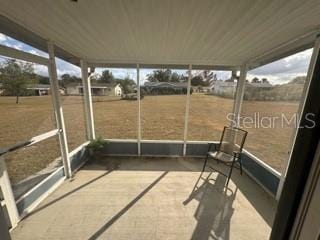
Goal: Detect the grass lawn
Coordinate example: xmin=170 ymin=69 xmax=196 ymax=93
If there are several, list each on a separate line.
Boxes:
xmin=0 ymin=94 xmax=299 ymax=184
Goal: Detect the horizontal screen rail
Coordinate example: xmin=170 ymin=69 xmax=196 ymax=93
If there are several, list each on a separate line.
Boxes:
xmin=0 ymin=44 xmax=49 ymax=66
xmin=0 ymin=129 xmax=59 ymax=157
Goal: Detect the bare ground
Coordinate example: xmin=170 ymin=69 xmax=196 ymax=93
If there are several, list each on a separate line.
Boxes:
xmin=0 ymin=94 xmax=298 ymax=183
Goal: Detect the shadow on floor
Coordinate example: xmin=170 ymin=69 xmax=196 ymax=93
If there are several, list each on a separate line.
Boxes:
xmin=23 ymin=169 xmax=114 ymax=220
xmin=89 ymin=156 xmax=276 ymax=226
xmin=184 ymin=171 xmax=237 ymax=240
xmin=88 ymin=171 xmax=168 ymax=240
xmin=86 ymin=156 xmax=206 ymax=172
xmin=20 ymin=156 xmax=275 ymax=239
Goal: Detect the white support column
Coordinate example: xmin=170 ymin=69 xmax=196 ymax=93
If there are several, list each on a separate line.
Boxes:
xmin=183 ymin=64 xmax=192 ymax=156
xmin=47 ymin=41 xmax=72 ymax=178
xmin=137 ymin=64 xmax=141 ymax=155
xmin=80 ymin=60 xmax=95 ymax=141
xmin=276 ymin=37 xmax=320 ymax=200
xmin=231 ymin=65 xmax=247 ymax=127
xmin=0 ymin=158 xmax=19 ymax=228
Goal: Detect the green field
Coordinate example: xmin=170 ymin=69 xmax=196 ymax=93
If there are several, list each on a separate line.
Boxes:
xmin=0 ymin=94 xmax=299 ymax=183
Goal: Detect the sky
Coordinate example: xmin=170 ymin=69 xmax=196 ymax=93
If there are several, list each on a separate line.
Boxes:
xmin=0 ymin=33 xmax=313 ymax=85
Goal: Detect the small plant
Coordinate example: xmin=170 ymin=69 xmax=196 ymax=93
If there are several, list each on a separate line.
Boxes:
xmin=87 ymin=136 xmax=109 ymax=155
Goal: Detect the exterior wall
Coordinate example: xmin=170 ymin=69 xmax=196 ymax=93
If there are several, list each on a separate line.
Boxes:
xmin=66 ymin=85 xmax=122 ymax=96
xmin=213 ymin=83 xmax=237 ymax=96
xmin=66 ymin=86 xmax=81 ymax=95
xmin=114 ymin=85 xmax=122 ymax=96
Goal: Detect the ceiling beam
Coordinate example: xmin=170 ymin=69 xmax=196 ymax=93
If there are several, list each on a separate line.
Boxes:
xmin=247 ymin=30 xmax=319 ymax=70
xmin=0 ymin=14 xmax=80 ymax=66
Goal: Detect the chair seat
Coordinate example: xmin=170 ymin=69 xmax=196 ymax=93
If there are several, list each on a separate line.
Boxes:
xmin=208 ymin=151 xmax=235 ymax=163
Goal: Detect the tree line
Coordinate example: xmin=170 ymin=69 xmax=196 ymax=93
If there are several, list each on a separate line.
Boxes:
xmin=0 ymin=58 xmax=240 ymax=103
xmin=146 ymin=69 xmax=218 ymax=87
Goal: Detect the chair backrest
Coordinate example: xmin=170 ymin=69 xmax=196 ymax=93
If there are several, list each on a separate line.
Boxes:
xmin=218 ymin=126 xmax=248 ymax=156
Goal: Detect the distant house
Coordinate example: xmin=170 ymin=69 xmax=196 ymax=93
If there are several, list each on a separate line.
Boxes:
xmin=0 ymin=83 xmax=65 ymax=96
xmin=212 ymin=81 xmax=273 ymax=97
xmin=65 ymin=83 xmax=122 ymax=96
xmin=212 ymin=81 xmax=237 ymax=96
xmin=27 ymin=84 xmax=51 ymax=96
xmin=192 ymin=85 xmax=213 ymax=93
xmin=142 ymin=82 xmax=189 ymax=95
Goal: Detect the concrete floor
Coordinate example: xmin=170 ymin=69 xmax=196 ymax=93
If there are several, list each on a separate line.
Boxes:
xmin=11 ymin=157 xmax=276 ymax=240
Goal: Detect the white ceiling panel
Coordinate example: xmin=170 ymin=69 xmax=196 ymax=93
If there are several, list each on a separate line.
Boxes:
xmin=0 ymin=0 xmax=319 ymax=67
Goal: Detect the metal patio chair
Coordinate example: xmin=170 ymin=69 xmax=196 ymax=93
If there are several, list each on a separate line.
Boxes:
xmin=202 ymin=126 xmax=248 ymax=188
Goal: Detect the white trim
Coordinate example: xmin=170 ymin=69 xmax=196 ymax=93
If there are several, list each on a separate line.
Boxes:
xmin=186 ymin=140 xmax=219 ymax=144
xmin=276 ymin=37 xmax=320 ymax=200
xmin=28 ymin=129 xmax=59 ymax=146
xmin=0 ymin=157 xmax=20 ymax=228
xmin=183 ymin=64 xmax=192 ymax=156
xmin=137 ymin=64 xmax=141 ymax=155
xmin=18 ymin=176 xmax=65 ymax=220
xmin=69 ymin=141 xmax=90 ymax=174
xmin=242 ymin=167 xmax=277 ymax=198
xmin=104 ymin=138 xmax=138 ymax=143
xmin=141 ymin=139 xmax=184 ymax=144
xmin=87 ymin=61 xmax=237 ymax=71
xmin=15 ymin=166 xmax=64 ymax=204
xmin=232 ymin=65 xmax=247 ymax=127
xmin=243 ymin=149 xmax=281 ymax=178
xmin=103 ymin=139 xmax=219 ymax=144
xmin=81 ymin=60 xmax=95 ymax=141
xmin=138 ymin=154 xmax=182 ymax=158
xmin=68 ymin=141 xmax=90 ymax=157
xmin=0 ymin=44 xmax=49 ymax=66
xmin=247 ymin=30 xmax=319 ymax=70
xmin=47 ymin=41 xmax=72 ymax=178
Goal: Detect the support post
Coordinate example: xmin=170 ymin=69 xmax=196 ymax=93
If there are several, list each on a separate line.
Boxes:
xmin=183 ymin=64 xmax=192 ymax=156
xmin=276 ymin=37 xmax=320 ymax=200
xmin=47 ymin=41 xmax=72 ymax=178
xmin=0 ymin=158 xmax=19 ymax=228
xmin=231 ymin=65 xmax=247 ymax=127
xmin=81 ymin=60 xmax=95 ymax=141
xmin=137 ymin=64 xmax=141 ymax=155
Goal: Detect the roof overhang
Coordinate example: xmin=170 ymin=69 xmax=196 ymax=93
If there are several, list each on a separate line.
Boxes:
xmin=0 ymin=0 xmax=319 ymax=70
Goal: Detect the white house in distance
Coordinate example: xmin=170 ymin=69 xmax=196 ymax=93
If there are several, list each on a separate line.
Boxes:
xmin=212 ymin=81 xmax=273 ymax=97
xmin=66 ymin=83 xmax=122 ymax=96
xmin=212 ymin=81 xmax=237 ymax=96
xmin=26 ymin=84 xmax=51 ymax=96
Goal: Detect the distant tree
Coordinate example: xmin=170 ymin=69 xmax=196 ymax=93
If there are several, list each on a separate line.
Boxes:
xmin=170 ymin=72 xmax=181 ymax=82
xmin=251 ymin=77 xmax=260 ymax=83
xmin=99 ymin=70 xmax=114 ymax=83
xmin=191 ymin=75 xmax=204 ymax=86
xmin=90 ymin=73 xmax=100 ymax=83
xmin=117 ymin=77 xmax=136 ymax=94
xmin=0 ymin=59 xmax=37 ymax=103
xmin=147 ymin=69 xmax=172 ymax=82
xmin=60 ymin=73 xmax=81 ymax=87
xmin=61 ymin=73 xmax=72 ymax=82
xmin=261 ymin=78 xmax=269 ymax=84
xmin=38 ymin=76 xmax=50 ymax=84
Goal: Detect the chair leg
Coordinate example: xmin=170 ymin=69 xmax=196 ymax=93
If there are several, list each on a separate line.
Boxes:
xmin=239 ymin=158 xmax=243 ymax=175
xmin=202 ymin=154 xmax=209 ymax=172
xmin=226 ymin=157 xmax=236 ymax=187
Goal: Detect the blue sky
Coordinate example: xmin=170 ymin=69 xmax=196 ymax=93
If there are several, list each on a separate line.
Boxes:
xmin=0 ymin=33 xmax=312 ymax=84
